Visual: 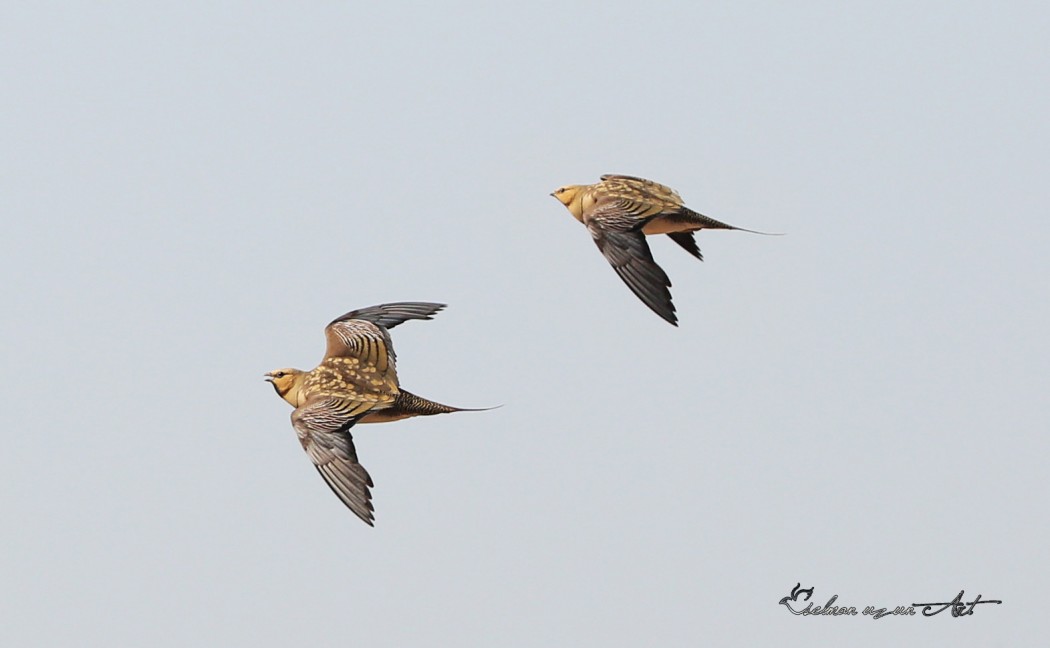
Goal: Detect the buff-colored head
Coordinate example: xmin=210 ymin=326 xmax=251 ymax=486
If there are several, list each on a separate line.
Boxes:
xmin=550 ymin=184 xmax=588 ymax=221
xmin=265 ymin=368 xmax=306 ymax=407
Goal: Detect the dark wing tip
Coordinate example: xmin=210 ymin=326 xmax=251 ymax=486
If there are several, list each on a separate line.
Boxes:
xmin=614 ymin=255 xmax=678 ymax=325
xmin=328 ymin=302 xmax=448 ymax=330
xmin=592 ymin=227 xmax=679 ymax=326
xmin=667 ymin=232 xmax=704 ymax=262
xmin=600 ymin=173 xmax=647 ymax=183
xmin=654 ymin=300 xmax=679 ymax=326
xmin=316 ymin=462 xmax=377 ymax=527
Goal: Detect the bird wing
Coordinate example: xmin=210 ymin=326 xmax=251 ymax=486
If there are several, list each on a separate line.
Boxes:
xmin=324 ymin=302 xmax=446 ymax=371
xmin=292 ymin=397 xmax=376 ymax=526
xmin=667 ymin=231 xmax=704 ymax=261
xmin=328 ymin=302 xmax=446 ymax=330
xmin=323 ymin=316 xmax=398 ymax=374
xmin=585 ymin=212 xmax=677 ymax=326
xmin=599 ymin=174 xmax=684 ymax=207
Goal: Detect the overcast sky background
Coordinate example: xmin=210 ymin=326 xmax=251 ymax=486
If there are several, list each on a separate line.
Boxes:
xmin=3 ymin=2 xmax=1048 ymax=646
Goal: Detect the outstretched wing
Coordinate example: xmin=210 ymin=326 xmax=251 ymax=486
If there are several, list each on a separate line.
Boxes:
xmin=323 ymin=316 xmax=399 ymax=376
xmin=586 ymin=218 xmax=677 ymax=326
xmin=328 ymin=302 xmax=446 ymax=330
xmin=324 ymin=302 xmax=446 ymax=371
xmin=292 ymin=397 xmax=376 ymax=526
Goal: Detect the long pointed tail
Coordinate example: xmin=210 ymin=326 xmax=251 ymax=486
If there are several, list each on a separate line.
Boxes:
xmin=358 ymin=390 xmax=496 ymax=424
xmin=686 ymin=208 xmax=783 ymax=236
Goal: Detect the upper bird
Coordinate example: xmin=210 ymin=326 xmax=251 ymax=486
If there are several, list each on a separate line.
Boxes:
xmin=265 ymin=302 xmax=483 ymax=526
xmin=551 ymin=174 xmax=773 ymax=326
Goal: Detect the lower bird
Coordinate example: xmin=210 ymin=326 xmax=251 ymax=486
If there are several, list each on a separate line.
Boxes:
xmin=551 ymin=174 xmax=775 ymax=326
xmin=265 ymin=302 xmax=485 ymax=526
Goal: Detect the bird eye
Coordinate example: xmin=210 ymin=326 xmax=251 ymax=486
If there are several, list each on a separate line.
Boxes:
xmin=275 ymin=371 xmax=285 ymax=378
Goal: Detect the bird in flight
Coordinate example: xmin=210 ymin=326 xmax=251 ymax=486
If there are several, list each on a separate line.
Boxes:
xmin=265 ymin=302 xmax=486 ymax=526
xmin=551 ymin=174 xmax=775 ymax=326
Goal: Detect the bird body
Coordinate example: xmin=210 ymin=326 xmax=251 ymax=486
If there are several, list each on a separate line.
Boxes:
xmin=551 ymin=174 xmax=773 ymax=325
xmin=265 ymin=302 xmax=482 ymax=526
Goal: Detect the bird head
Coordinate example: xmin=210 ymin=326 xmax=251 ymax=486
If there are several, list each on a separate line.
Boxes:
xmin=265 ymin=368 xmax=305 ymax=406
xmin=550 ymin=184 xmax=587 ymax=221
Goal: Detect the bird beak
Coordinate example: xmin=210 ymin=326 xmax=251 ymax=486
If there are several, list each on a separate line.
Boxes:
xmin=549 ymin=192 xmax=555 ymax=197
xmin=263 ymin=373 xmax=274 ymax=383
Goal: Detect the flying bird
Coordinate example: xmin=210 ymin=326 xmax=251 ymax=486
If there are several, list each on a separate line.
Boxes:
xmin=551 ymin=174 xmax=775 ymax=326
xmin=265 ymin=302 xmax=486 ymax=526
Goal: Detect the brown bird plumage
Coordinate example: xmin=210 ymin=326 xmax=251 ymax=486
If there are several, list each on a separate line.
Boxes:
xmin=265 ymin=302 xmax=484 ymax=526
xmin=551 ymin=174 xmax=774 ymax=326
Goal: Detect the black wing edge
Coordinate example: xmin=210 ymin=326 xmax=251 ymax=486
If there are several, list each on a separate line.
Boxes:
xmin=667 ymin=232 xmax=704 ymax=261
xmin=315 ymin=459 xmax=376 ymax=527
xmin=328 ymin=302 xmax=447 ymax=330
xmin=593 ymin=228 xmax=678 ymax=326
xmin=599 ymin=173 xmax=649 ymax=183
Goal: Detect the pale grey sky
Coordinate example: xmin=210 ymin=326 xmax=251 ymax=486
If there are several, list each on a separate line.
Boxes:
xmin=2 ymin=2 xmax=1048 ymax=646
